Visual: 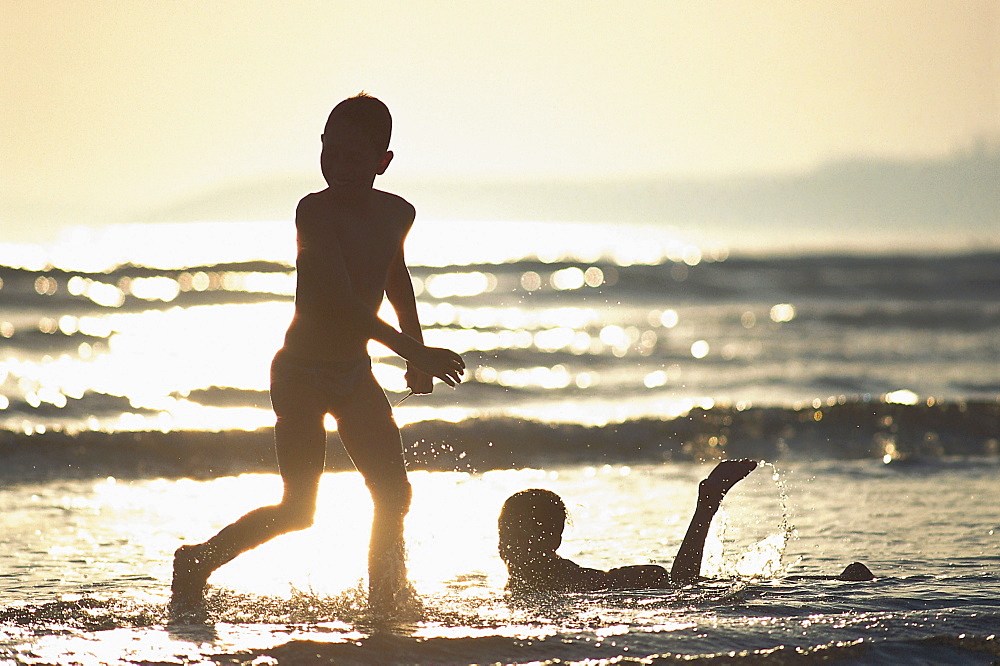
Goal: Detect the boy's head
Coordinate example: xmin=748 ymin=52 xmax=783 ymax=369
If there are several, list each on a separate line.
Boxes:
xmin=498 ymin=489 xmax=567 ymax=559
xmin=325 ymin=92 xmax=392 ymax=151
xmin=320 ymin=93 xmax=393 ymax=190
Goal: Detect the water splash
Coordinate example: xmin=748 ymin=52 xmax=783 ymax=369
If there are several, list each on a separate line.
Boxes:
xmin=368 ymin=538 xmax=425 ymax=623
xmin=704 ymin=460 xmax=798 ymax=579
xmin=731 ymin=531 xmax=788 ymax=578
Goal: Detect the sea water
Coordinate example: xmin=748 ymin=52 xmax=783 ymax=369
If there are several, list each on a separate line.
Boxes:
xmin=2 ymin=220 xmax=997 ymax=435
xmin=1 ymin=219 xmax=998 ymax=663
xmin=1 ymin=462 xmax=998 ymax=664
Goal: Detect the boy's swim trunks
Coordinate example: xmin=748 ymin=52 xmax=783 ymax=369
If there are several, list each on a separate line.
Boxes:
xmin=270 ymin=348 xmax=370 ymax=397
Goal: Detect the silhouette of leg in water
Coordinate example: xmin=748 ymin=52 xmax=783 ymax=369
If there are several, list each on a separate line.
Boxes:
xmin=337 ymin=378 xmax=412 ymax=612
xmin=172 ymin=370 xmax=413 ymax=612
xmin=171 ymin=477 xmax=320 ymax=603
xmin=171 ymin=390 xmax=324 ymax=605
xmin=365 ymin=478 xmax=412 ymax=610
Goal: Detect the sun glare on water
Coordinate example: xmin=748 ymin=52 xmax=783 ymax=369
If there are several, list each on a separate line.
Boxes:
xmin=123 ymin=469 xmax=555 ymax=599
xmin=1 ymin=218 xmax=731 ymax=434
xmin=2 ymin=219 xmax=719 ymax=271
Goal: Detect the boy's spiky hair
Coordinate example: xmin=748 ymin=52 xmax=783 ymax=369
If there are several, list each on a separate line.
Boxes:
xmin=326 ymin=92 xmax=392 ymax=151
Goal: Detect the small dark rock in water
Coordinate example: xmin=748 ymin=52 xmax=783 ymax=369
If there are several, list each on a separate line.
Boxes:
xmin=838 ymin=562 xmax=875 ymax=581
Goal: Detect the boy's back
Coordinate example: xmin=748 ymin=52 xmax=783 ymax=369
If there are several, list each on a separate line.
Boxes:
xmin=286 ymin=187 xmax=416 ymax=362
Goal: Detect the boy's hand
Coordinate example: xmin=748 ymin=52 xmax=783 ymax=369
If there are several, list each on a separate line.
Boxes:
xmin=405 ymin=364 xmax=435 ymax=394
xmin=409 ymin=345 xmax=465 ymax=387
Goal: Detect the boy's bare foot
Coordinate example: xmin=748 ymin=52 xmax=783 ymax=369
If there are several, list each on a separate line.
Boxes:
xmin=699 ymin=459 xmax=758 ymax=502
xmin=171 ymin=544 xmax=212 ymax=606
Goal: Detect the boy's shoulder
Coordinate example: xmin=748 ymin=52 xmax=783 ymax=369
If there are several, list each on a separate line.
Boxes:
xmin=296 ymin=189 xmax=415 ymax=225
xmin=371 ymin=189 xmax=416 ymax=223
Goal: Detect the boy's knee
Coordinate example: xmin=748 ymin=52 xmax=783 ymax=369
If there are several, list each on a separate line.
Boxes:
xmin=368 ymin=477 xmax=412 ymax=514
xmin=278 ymin=501 xmax=316 ymax=532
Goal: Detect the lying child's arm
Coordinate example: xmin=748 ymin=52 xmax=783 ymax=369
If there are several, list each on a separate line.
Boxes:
xmin=670 ymin=459 xmax=757 ymax=584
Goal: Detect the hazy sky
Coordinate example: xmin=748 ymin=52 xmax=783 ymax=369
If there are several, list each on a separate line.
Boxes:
xmin=3 ymin=1 xmax=998 ymax=238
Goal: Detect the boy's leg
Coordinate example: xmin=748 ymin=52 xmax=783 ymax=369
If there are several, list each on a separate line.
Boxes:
xmin=330 ymin=372 xmax=412 ymax=609
xmin=669 ymin=459 xmax=757 ymax=584
xmin=171 ymin=381 xmax=327 ymax=602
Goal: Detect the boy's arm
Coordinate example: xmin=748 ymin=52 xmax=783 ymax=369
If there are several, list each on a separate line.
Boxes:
xmin=668 ymin=484 xmax=721 ymax=584
xmin=370 ymin=316 xmax=464 ymax=387
xmin=384 ymin=245 xmax=435 ymax=394
xmin=669 ymin=459 xmax=757 ymax=584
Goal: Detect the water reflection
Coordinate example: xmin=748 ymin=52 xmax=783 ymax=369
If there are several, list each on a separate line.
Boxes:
xmin=1 ymin=465 xmax=776 ymax=601
xmin=5 ymin=220 xmax=991 ymax=439
xmin=423 ymin=272 xmax=496 ymax=298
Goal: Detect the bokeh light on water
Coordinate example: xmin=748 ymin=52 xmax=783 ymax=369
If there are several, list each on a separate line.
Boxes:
xmin=2 ymin=219 xmax=997 ymax=438
xmin=0 ymin=219 xmax=734 ymax=434
xmin=0 ymin=219 xmax=715 ymax=272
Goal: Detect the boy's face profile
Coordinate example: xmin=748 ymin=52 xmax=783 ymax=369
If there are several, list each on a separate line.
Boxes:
xmin=320 ymin=116 xmax=393 ymax=192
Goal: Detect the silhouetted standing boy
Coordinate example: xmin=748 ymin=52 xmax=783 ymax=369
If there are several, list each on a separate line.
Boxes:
xmin=172 ymin=93 xmax=465 ymax=612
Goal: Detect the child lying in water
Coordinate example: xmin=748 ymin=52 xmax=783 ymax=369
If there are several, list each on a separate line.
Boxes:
xmin=498 ymin=459 xmax=873 ymax=593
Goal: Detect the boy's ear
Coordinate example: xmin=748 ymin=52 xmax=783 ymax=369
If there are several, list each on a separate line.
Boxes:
xmin=377 ymin=150 xmax=393 ymax=175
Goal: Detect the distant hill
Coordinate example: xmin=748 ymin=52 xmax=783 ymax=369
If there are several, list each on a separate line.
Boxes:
xmin=409 ymin=147 xmax=998 ymax=229
xmin=138 ymin=147 xmax=997 ymax=226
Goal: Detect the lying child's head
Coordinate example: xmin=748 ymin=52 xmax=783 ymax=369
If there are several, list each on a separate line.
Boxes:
xmin=498 ymin=489 xmax=567 ymax=560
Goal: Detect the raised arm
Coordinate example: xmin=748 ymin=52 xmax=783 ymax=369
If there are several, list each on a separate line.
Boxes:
xmin=670 ymin=459 xmax=757 ymax=584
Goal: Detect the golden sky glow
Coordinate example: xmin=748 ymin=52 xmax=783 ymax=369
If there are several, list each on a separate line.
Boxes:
xmin=3 ymin=1 xmax=998 ymax=236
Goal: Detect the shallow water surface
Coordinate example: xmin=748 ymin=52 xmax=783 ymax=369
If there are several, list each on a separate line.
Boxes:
xmin=2 ymin=460 xmax=998 ymax=664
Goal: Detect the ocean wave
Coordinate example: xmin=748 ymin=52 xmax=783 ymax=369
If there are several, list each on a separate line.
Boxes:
xmin=1 ymin=400 xmax=995 ymax=483
xmin=2 ymin=588 xmax=997 ymax=665
xmin=3 ymin=252 xmax=998 ymax=314
xmin=1 ymin=390 xmax=153 ymax=418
